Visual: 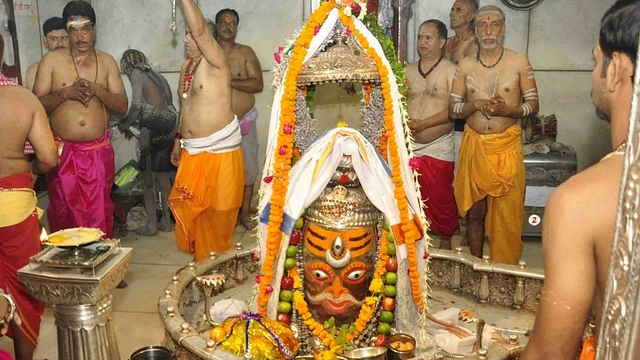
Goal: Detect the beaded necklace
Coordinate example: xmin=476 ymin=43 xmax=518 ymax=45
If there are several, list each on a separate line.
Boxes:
xmin=477 ymin=47 xmax=505 ymax=68
xmin=182 ymin=57 xmax=202 ymax=99
xmin=418 ymin=55 xmax=443 ymax=79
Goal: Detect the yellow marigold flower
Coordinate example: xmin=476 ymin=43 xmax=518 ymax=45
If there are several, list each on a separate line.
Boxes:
xmin=369 ymin=278 xmax=383 ymax=293
xmin=365 ymin=296 xmax=378 ymax=307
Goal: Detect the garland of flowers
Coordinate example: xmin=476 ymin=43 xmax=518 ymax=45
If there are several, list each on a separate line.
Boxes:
xmin=337 ymin=8 xmax=424 ymax=311
xmin=258 ymin=0 xmax=336 ymax=317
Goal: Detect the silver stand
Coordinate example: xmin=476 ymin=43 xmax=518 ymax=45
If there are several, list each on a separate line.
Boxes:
xmin=18 ymin=247 xmax=132 ymax=360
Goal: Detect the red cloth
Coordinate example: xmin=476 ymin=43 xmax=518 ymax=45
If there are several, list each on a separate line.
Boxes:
xmin=0 ymin=172 xmax=44 ymax=347
xmin=47 ymin=131 xmax=115 ymax=238
xmin=415 ymin=155 xmax=458 ymax=236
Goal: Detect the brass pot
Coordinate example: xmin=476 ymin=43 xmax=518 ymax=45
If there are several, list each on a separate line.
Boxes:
xmin=387 ymin=333 xmax=416 ymax=360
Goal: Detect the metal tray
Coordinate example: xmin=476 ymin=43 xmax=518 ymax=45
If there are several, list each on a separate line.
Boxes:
xmin=30 ymin=239 xmax=121 ymax=269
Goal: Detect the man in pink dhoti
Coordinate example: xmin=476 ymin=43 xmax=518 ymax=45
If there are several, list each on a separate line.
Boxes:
xmin=0 ymin=33 xmax=59 ymax=360
xmin=33 ymin=1 xmax=128 ymax=237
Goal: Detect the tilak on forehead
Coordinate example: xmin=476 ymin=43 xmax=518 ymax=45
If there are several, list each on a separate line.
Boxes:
xmin=66 ymin=16 xmax=92 ymax=29
xmin=476 ymin=7 xmax=504 ymax=23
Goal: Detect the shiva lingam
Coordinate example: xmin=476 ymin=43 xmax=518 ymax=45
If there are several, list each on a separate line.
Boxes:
xmin=17 ymin=228 xmax=132 ymax=360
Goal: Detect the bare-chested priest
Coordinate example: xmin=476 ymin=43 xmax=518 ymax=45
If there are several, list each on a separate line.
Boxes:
xmin=33 ymin=0 xmax=128 ymax=238
xmin=444 ymin=0 xmax=479 ymax=65
xmin=215 ymin=8 xmax=264 ymax=231
xmin=169 ymin=0 xmax=245 ymax=262
xmin=406 ymin=20 xmax=458 ymax=250
xmin=449 ymin=5 xmax=539 ymax=264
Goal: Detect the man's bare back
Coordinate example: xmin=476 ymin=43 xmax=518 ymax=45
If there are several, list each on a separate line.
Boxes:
xmin=0 ymin=86 xmax=57 ymax=179
xmin=33 ymin=48 xmax=127 ymax=142
xmin=454 ymin=49 xmax=534 ymax=133
xmin=406 ymin=58 xmax=457 ymax=143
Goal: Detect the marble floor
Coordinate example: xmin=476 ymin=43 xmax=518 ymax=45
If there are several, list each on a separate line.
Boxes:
xmin=0 ymin=223 xmax=543 ymax=360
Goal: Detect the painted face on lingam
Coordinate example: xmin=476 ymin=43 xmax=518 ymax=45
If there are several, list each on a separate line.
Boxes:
xmin=301 ymin=156 xmax=380 ymax=325
xmin=303 ymin=222 xmax=376 ymax=324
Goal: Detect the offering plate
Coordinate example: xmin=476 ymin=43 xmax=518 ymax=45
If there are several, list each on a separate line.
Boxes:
xmin=42 ymin=227 xmax=104 ymax=250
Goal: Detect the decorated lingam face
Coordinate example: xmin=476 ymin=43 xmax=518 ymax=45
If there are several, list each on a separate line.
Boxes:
xmin=303 ymin=222 xmax=377 ymax=325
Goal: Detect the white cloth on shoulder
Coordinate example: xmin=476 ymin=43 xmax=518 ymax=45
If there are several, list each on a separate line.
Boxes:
xmin=181 ymin=116 xmax=241 ymax=155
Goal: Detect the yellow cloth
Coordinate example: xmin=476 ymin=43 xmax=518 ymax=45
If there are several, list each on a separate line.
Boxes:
xmin=0 ymin=188 xmax=42 ymax=228
xmin=168 ymin=149 xmax=244 ymax=261
xmin=454 ymin=125 xmax=525 ymax=264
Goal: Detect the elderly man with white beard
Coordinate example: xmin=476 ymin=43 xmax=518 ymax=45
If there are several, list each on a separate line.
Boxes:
xmin=448 ymin=5 xmax=539 ymax=264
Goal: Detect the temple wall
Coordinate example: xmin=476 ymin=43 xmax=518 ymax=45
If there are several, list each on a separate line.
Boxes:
xmin=10 ymin=0 xmax=617 ymax=175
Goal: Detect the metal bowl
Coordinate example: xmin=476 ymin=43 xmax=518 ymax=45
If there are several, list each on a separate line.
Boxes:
xmin=342 ymin=347 xmax=387 ymax=360
xmin=130 ymin=346 xmax=173 ymax=360
xmin=387 ymin=333 xmax=416 ymax=360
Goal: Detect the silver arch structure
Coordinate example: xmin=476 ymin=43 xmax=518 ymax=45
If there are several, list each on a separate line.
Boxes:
xmin=596 ymin=33 xmax=640 ymax=359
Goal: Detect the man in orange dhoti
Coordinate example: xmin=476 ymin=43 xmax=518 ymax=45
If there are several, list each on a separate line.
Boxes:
xmin=169 ymin=124 xmax=244 ymax=261
xmin=169 ymin=0 xmax=244 ymax=262
xmin=454 ymin=125 xmax=525 ymax=264
xmin=449 ymin=5 xmax=538 ymax=264
xmin=0 ymin=33 xmax=59 ymax=360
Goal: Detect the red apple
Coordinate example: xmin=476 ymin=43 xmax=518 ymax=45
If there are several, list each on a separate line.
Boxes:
xmin=290 ymin=231 xmax=301 ymax=245
xmin=373 ymin=334 xmax=388 ymax=347
xmin=281 ymin=276 xmax=294 ymax=290
xmin=276 ymin=312 xmax=291 ymax=325
xmin=385 ymin=257 xmax=398 ymax=272
xmin=381 ymin=296 xmax=396 ymax=311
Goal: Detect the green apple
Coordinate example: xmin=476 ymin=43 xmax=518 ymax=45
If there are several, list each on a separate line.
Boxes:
xmin=380 ymin=310 xmax=394 ymax=324
xmin=278 ymin=301 xmax=292 ymax=313
xmin=384 ymin=272 xmax=398 ymax=285
xmin=383 ymin=285 xmax=397 ymax=297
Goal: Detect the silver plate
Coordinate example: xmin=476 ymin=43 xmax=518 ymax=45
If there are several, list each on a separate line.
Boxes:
xmin=30 ymin=239 xmax=120 ymax=269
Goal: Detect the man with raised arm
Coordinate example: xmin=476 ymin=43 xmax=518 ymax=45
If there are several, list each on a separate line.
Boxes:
xmin=406 ymin=19 xmax=458 ymax=250
xmin=448 ymin=5 xmax=539 ymax=264
xmin=521 ymin=1 xmax=640 ymax=359
xmin=0 ymin=33 xmax=58 ymax=360
xmin=215 ymin=8 xmax=263 ymax=231
xmin=169 ymin=0 xmax=244 ymax=261
xmin=33 ymin=0 xmax=128 ymax=238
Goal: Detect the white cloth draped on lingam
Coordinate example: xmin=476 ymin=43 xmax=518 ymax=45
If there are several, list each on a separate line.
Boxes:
xmin=257 ymin=128 xmax=430 ymax=343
